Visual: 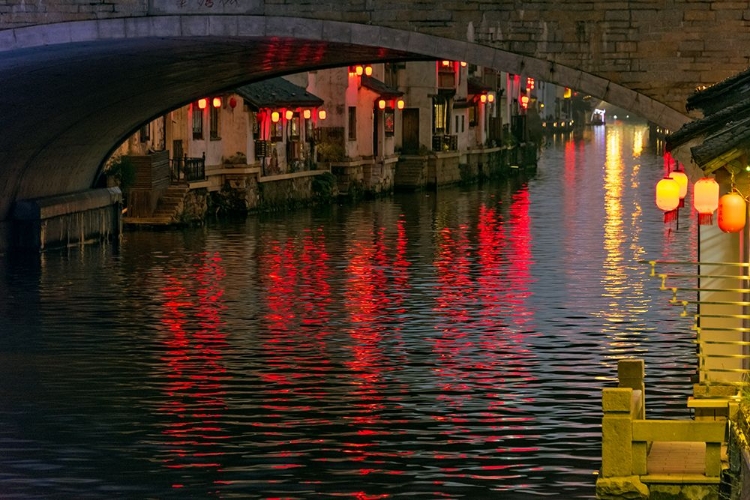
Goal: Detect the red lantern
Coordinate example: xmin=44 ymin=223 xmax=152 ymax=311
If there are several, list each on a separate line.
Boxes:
xmin=718 ymin=192 xmax=747 ymax=233
xmin=669 ymin=170 xmax=689 ymax=207
xmin=229 ymin=97 xmax=237 ymax=109
xmin=656 ymin=177 xmax=680 ymax=223
xmin=693 ymin=177 xmax=719 ymax=225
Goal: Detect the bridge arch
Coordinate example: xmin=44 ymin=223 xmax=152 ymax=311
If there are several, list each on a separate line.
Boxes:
xmin=0 ymin=15 xmax=691 ymax=250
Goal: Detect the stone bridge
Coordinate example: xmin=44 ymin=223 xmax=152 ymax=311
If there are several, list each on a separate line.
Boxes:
xmin=1 ymin=1 xmax=750 ymax=252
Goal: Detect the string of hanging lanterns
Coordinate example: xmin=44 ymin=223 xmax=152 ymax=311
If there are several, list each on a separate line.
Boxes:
xmin=655 ymin=163 xmax=747 ymax=233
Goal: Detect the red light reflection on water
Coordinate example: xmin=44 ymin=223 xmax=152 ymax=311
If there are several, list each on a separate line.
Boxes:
xmin=430 ymin=187 xmax=539 ymax=486
xmin=158 ymin=252 xmax=229 ymax=484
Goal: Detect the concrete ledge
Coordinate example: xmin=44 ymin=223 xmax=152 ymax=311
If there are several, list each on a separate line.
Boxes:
xmin=13 ymin=188 xmax=122 ymax=220
xmin=11 ymin=188 xmax=122 ymax=251
xmin=641 ymin=474 xmax=722 ymax=484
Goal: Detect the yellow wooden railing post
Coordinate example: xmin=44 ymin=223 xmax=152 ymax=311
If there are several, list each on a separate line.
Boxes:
xmin=618 ymin=359 xmax=645 ymax=419
xmin=601 ymin=387 xmax=635 ymax=477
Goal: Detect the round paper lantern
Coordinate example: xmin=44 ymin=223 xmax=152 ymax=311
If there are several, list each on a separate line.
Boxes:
xmin=228 ymin=97 xmax=237 ymax=109
xmin=212 ymin=97 xmax=222 ymax=108
xmin=197 ymin=98 xmax=207 ymax=109
xmin=718 ymin=192 xmax=747 ymax=233
xmin=271 ymin=111 xmax=280 ymax=123
xmin=693 ymin=177 xmax=719 ymax=225
xmin=656 ymin=177 xmax=680 ymax=222
xmin=669 ymin=170 xmax=689 ymax=207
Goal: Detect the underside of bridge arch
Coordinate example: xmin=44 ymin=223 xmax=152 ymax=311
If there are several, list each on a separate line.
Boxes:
xmin=0 ymin=15 xmax=692 ymax=252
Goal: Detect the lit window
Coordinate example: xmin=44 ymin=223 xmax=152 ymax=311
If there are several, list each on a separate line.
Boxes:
xmin=192 ymin=104 xmax=203 ymax=139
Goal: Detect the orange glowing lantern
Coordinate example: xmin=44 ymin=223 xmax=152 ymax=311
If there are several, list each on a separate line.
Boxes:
xmin=212 ymin=97 xmax=222 ymax=108
xmin=693 ymin=177 xmax=719 ymax=225
xmin=271 ymin=111 xmax=280 ymax=123
xmin=318 ymin=109 xmax=327 ymax=120
xmin=355 ymin=65 xmax=364 ymax=76
xmin=669 ymin=170 xmax=689 ymax=207
xmin=285 ymin=109 xmax=293 ymax=120
xmin=520 ymin=95 xmax=529 ymax=109
xmin=364 ymin=65 xmax=373 ymax=76
xmin=441 ymin=60 xmax=451 ymax=67
xmin=655 ymin=177 xmax=680 ymax=223
xmin=460 ymin=61 xmax=467 ymax=67
xmin=198 ymin=98 xmax=208 ymax=109
xmin=303 ymin=109 xmax=311 ymax=119
xmin=718 ymin=191 xmax=747 ymax=233
xmin=397 ymin=99 xmax=405 ymax=110
xmin=487 ymin=93 xmax=495 ymax=103
xmin=480 ymin=94 xmax=487 ymax=103
xmin=378 ymin=99 xmax=386 ymax=110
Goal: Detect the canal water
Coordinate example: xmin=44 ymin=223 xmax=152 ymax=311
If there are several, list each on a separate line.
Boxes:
xmin=0 ymin=123 xmax=699 ymax=499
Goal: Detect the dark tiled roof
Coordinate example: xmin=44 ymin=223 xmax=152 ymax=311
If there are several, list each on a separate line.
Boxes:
xmin=467 ymin=77 xmax=492 ymax=95
xmin=666 ymin=97 xmax=750 ymax=151
xmin=690 ymin=114 xmax=750 ymax=172
xmin=235 ymin=77 xmax=323 ymax=110
xmin=360 ymin=75 xmax=403 ymax=99
xmin=686 ymin=66 xmax=750 ymax=114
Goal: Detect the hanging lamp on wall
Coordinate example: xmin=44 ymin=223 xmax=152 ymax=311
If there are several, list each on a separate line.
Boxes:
xmin=655 ymin=176 xmax=680 ymax=223
xmin=693 ymin=177 xmax=719 ymax=225
xmin=718 ymin=191 xmax=747 ymax=233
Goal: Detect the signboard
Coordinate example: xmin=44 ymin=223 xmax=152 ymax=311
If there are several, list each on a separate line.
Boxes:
xmin=149 ymin=0 xmax=263 ymax=15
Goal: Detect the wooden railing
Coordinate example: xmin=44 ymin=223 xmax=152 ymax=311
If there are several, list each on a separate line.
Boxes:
xmin=171 ymin=152 xmax=205 ymax=182
xmin=600 ymin=359 xmax=726 ymax=479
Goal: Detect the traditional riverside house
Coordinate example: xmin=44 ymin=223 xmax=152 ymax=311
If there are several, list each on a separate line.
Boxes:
xmin=309 ymin=64 xmax=404 ymax=196
xmin=236 ymin=75 xmax=325 ymax=177
xmin=665 ymin=67 xmax=750 ymax=388
xmin=395 ymin=60 xmax=532 ymax=190
xmin=110 ymin=75 xmax=331 ymax=223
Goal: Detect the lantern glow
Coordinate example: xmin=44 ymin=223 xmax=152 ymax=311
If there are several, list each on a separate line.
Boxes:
xmin=480 ymin=94 xmax=487 ymax=103
xmin=669 ymin=170 xmax=689 ymax=207
xmin=693 ymin=177 xmax=719 ymax=225
xmin=212 ymin=97 xmax=222 ymax=108
xmin=364 ymin=65 xmax=373 ymax=76
xmin=656 ymin=177 xmax=680 ymax=223
xmin=397 ymin=99 xmax=405 ymax=110
xmin=318 ymin=109 xmax=327 ymax=120
xmin=271 ymin=111 xmax=280 ymax=123
xmin=285 ymin=109 xmax=293 ymax=120
xmin=198 ymin=98 xmax=207 ymax=109
xmin=488 ymin=93 xmax=495 ymax=103
xmin=378 ymin=99 xmax=386 ymax=110
xmin=303 ymin=109 xmax=311 ymax=119
xmin=355 ymin=65 xmax=364 ymax=76
xmin=718 ymin=192 xmax=747 ymax=233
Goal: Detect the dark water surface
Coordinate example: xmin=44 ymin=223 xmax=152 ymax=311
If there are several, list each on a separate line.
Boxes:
xmin=0 ymin=124 xmax=698 ymax=499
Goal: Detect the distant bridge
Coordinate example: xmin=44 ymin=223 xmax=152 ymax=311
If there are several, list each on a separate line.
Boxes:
xmin=1 ymin=2 xmax=749 ymax=251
